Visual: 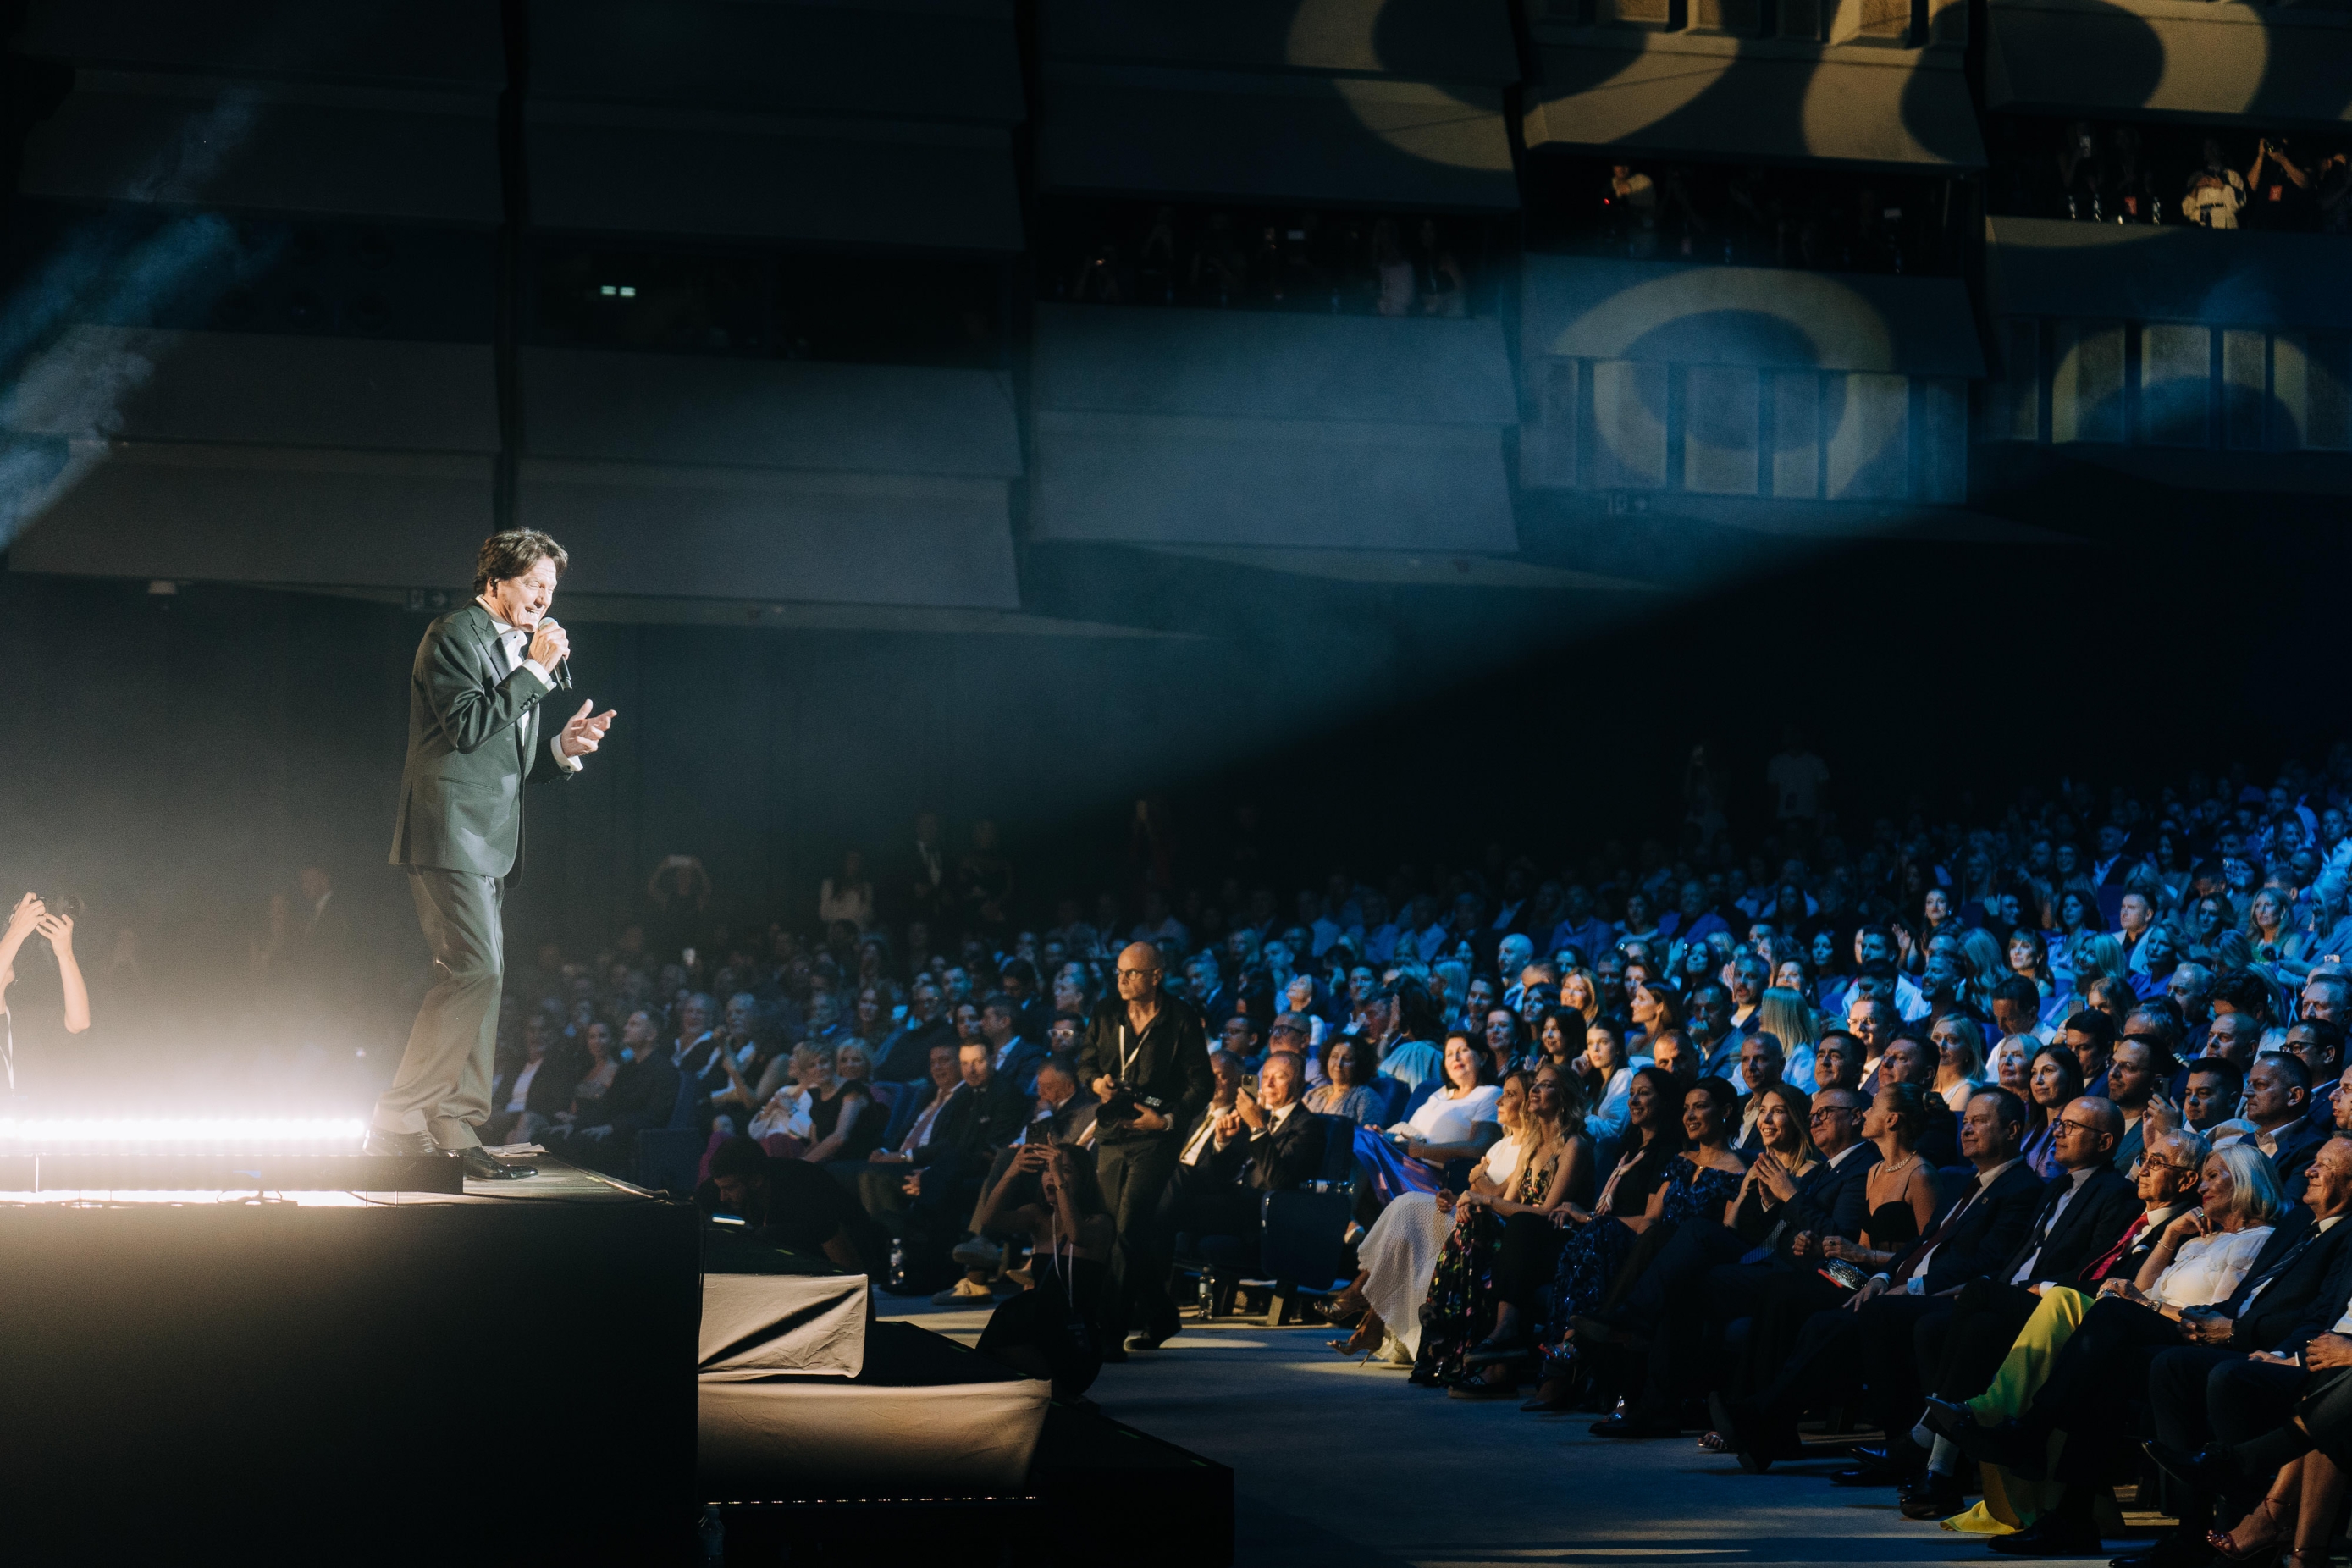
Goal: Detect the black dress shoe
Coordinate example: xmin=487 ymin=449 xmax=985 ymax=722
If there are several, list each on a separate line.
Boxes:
xmin=2107 ymin=1530 xmax=2218 ymax=1568
xmin=364 ymin=1127 xmax=435 ymax=1157
xmin=2140 ymin=1440 xmax=2246 ymax=1504
xmin=1588 ymin=1416 xmax=1679 ymax=1439
xmin=1986 ymin=1514 xmax=2104 ymax=1556
xmin=1921 ymin=1392 xmax=1977 ymax=1441
xmin=1830 ymin=1444 xmax=1915 ymax=1488
xmin=455 ymin=1146 xmax=535 ymax=1181
xmin=1897 ymin=1471 xmax=1966 ymax=1521
xmin=1129 ymin=1326 xmax=1179 ymax=1352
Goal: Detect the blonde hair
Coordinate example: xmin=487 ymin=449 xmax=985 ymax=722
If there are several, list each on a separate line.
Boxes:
xmin=1754 ymin=988 xmax=1817 ymax=1056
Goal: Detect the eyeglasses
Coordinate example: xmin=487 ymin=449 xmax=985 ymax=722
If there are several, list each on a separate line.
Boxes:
xmin=2139 ymin=1157 xmax=2186 ymax=1173
xmin=2055 ymin=1117 xmax=2104 ymax=1135
xmin=1116 ymin=968 xmax=1159 ymax=979
xmin=1807 ymin=1108 xmax=1853 ymax=1123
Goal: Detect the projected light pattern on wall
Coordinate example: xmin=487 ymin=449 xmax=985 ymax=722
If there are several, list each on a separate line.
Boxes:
xmin=1519 ymin=253 xmax=1979 ymax=506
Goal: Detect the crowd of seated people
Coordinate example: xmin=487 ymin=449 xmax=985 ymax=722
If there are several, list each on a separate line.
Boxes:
xmin=504 ymin=739 xmax=2352 ymax=1543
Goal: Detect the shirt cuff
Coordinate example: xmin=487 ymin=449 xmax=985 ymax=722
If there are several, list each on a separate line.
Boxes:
xmin=521 ymin=658 xmax=555 ymax=690
xmin=550 ymin=736 xmax=582 ymax=774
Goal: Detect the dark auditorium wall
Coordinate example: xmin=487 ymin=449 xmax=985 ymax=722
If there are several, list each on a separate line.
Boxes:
xmin=8 ymin=500 xmax=2350 ymax=1002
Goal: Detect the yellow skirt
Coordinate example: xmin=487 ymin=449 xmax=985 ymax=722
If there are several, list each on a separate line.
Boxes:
xmin=1940 ymin=1287 xmax=2096 ymax=1536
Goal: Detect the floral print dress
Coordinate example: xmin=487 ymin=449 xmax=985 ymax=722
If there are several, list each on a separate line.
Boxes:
xmin=1411 ymin=1151 xmax=1556 ymax=1387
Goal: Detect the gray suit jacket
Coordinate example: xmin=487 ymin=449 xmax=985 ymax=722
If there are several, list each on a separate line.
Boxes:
xmin=387 ymin=602 xmax=568 ymax=880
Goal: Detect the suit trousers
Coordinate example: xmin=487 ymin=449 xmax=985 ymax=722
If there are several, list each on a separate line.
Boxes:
xmin=374 ymin=868 xmax=503 ymax=1147
xmin=1929 ymin=1277 xmax=2048 ymax=1403
xmin=2147 ymin=1347 xmax=2298 ymax=1533
xmin=2041 ymin=1295 xmax=2190 ymax=1486
xmin=1097 ymin=1135 xmax=1184 ymax=1341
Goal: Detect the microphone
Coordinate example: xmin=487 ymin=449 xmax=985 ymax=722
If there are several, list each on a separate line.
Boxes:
xmin=537 ymin=616 xmax=573 ymax=690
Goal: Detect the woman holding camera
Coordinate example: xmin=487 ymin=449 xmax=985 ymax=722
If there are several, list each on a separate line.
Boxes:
xmin=974 ymin=1142 xmax=1117 ymax=1400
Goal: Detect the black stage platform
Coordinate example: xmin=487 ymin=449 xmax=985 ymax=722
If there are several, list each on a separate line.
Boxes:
xmin=0 ymin=1154 xmax=1234 ymax=1565
xmin=0 ymin=1157 xmax=700 ymax=1564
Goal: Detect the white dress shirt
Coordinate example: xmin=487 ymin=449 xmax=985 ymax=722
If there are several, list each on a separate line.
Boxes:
xmin=479 ymin=599 xmax=582 ymax=776
xmin=2012 ymin=1164 xmax=2094 ymax=1284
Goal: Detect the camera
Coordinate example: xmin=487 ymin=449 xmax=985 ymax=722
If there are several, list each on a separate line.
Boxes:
xmin=36 ymin=893 xmax=83 ymax=923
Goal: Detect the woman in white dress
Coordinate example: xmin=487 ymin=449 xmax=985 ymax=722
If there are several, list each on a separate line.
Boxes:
xmin=1332 ymin=1070 xmax=1533 ymax=1361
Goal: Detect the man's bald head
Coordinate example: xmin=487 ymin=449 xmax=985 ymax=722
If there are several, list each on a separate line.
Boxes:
xmin=1117 ymin=942 xmax=1166 ymax=1002
xmin=2072 ymin=1096 xmax=2123 ymax=1140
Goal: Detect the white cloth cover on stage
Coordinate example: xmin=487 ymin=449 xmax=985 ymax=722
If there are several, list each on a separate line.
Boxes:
xmin=698 ymin=1374 xmax=1052 ymax=1492
xmin=698 ymin=1272 xmax=868 ymax=1381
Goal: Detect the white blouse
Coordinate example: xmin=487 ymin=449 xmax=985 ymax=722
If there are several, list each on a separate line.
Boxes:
xmin=1394 ymin=1083 xmax=1503 ymax=1146
xmin=1478 ymin=1133 xmax=1527 ymax=1184
xmin=2149 ymin=1223 xmax=2274 ymax=1310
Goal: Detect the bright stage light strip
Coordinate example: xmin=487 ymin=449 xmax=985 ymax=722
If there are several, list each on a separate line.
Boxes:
xmin=0 ymin=1118 xmax=368 ymax=1147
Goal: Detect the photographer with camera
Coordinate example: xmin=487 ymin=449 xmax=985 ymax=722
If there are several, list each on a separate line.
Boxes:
xmin=1079 ymin=941 xmax=1212 ymax=1359
xmin=1 ymin=892 xmax=92 ymax=1090
xmin=974 ymin=1142 xmax=1115 ymax=1400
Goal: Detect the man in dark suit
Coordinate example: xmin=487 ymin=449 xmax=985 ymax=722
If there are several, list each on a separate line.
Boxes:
xmin=1825 ymin=1090 xmax=2145 ymax=1494
xmin=1231 ymin=1052 xmax=1328 ymax=1199
xmin=1719 ymin=1085 xmax=2040 ymax=1468
xmin=2248 ymin=1052 xmax=2327 ymax=1201
xmin=367 ymin=530 xmax=616 ymax=1180
xmin=2134 ymin=1137 xmax=2352 ymax=1568
xmin=1079 ymin=943 xmax=1213 ymax=1358
xmin=874 ymin=976 xmax=954 ymax=1082
xmin=978 ymin=992 xmax=1047 ymax=1100
xmin=550 ymin=1008 xmax=678 ymax=1179
xmin=1956 ymin=1140 xmax=2351 ymax=1558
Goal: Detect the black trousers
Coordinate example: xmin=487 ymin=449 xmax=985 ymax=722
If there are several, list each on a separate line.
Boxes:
xmin=1622 ymin=1224 xmax=1763 ymax=1419
xmin=2148 ymin=1347 xmax=2300 ymax=1532
xmin=1494 ymin=1212 xmax=1563 ymax=1316
xmin=1928 ymin=1277 xmax=2047 ymax=1402
xmin=1862 ymin=1291 xmax=1956 ymax=1443
xmin=2040 ymin=1295 xmax=2190 ymax=1486
xmin=1097 ymin=1135 xmax=1183 ymax=1340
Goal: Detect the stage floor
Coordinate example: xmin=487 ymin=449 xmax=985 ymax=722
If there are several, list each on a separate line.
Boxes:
xmin=886 ymin=1300 xmax=2174 ymax=1568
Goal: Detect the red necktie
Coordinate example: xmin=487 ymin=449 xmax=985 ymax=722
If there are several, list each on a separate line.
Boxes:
xmin=2085 ymin=1213 xmax=2149 ymax=1284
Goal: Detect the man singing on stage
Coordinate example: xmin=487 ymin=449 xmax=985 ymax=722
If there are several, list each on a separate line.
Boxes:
xmin=366 ymin=530 xmax=616 ymax=1179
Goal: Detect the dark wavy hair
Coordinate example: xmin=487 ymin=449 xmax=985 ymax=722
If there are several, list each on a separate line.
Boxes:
xmin=474 ymin=528 xmax=570 ymax=594
xmin=1626 ymin=1063 xmax=1686 ymax=1154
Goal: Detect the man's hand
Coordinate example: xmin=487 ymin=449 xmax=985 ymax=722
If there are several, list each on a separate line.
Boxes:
xmin=1130 ymin=1106 xmax=1168 ymax=1134
xmin=902 ymin=1173 xmax=922 ymax=1197
xmin=5 ymin=893 xmax=42 ymax=941
xmin=2306 ymin=1333 xmax=2352 ymax=1370
xmin=2246 ymin=1350 xmax=2299 ymax=1366
xmin=1091 ymin=1075 xmax=1117 ymax=1101
xmin=34 ymin=913 xmax=73 ymax=955
xmin=1234 ymin=1086 xmax=1265 ymax=1132
xmin=2184 ymin=1313 xmax=2235 ymax=1346
xmin=558 ymin=700 xmax=617 ymax=759
xmin=1847 ymin=1276 xmax=1890 ymax=1311
xmin=1790 ymin=1230 xmax=1815 ymax=1257
xmin=528 ymin=620 xmax=570 ymax=671
xmin=868 ymin=1149 xmax=907 ymax=1163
